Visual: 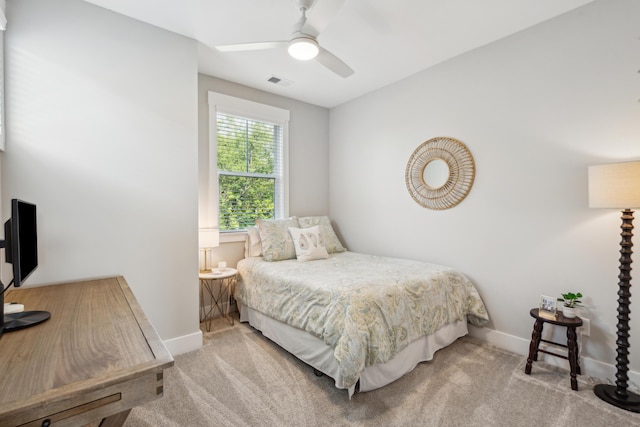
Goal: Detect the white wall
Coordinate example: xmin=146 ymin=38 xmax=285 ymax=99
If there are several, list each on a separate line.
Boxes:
xmin=198 ymin=74 xmax=330 ymax=268
xmin=2 ymin=0 xmax=200 ymax=353
xmin=329 ymin=0 xmax=640 ymax=385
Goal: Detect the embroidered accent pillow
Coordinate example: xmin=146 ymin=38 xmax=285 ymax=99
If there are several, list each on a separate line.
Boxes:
xmin=288 ymin=225 xmax=329 ymax=262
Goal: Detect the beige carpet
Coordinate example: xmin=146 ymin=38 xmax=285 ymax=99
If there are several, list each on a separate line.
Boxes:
xmin=125 ymin=318 xmax=640 ymax=426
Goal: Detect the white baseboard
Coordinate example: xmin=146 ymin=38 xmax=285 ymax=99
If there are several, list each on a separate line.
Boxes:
xmin=469 ymin=325 xmax=640 ymax=392
xmin=163 ymin=330 xmax=203 ymax=356
xmin=162 ymin=302 xmax=238 ymax=356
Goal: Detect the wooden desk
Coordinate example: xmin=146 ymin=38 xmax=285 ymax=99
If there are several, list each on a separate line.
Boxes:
xmin=0 ymin=276 xmax=174 ymax=426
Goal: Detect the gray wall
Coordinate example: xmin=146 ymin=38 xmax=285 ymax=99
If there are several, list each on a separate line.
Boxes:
xmin=2 ymin=0 xmax=200 ymax=352
xmin=328 ymin=0 xmax=640 ymax=384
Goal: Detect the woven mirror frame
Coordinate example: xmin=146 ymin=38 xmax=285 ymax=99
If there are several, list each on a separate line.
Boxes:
xmin=405 ymin=137 xmax=475 ymax=210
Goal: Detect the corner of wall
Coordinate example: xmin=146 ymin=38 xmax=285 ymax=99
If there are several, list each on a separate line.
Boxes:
xmin=163 ymin=330 xmax=203 ymax=356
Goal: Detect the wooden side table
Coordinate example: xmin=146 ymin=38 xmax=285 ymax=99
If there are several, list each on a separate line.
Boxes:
xmin=199 ymin=268 xmax=237 ymax=332
xmin=525 ymin=308 xmax=583 ymax=390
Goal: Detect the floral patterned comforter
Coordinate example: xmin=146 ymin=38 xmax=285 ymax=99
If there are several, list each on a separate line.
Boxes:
xmin=235 ymin=251 xmax=489 ymax=389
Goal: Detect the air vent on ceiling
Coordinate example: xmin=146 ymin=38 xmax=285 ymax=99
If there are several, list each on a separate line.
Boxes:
xmin=267 ymin=75 xmax=293 ymax=87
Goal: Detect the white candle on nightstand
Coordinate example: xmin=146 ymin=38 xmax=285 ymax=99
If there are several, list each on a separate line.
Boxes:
xmin=218 ymin=261 xmax=227 ymax=270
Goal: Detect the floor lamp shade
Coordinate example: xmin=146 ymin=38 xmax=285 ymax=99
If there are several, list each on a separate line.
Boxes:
xmin=588 ymin=160 xmax=640 ymax=412
xmin=588 ymin=161 xmax=640 ymax=209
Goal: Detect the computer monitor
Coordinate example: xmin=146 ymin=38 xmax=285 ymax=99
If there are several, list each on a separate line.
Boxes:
xmin=1 ymin=199 xmax=49 ymax=336
xmin=5 ymin=199 xmax=38 ymax=287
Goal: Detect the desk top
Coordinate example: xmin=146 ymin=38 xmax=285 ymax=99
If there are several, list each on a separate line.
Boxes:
xmin=0 ymin=276 xmax=174 ymax=420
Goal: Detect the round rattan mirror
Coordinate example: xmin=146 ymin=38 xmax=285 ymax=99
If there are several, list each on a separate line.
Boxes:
xmin=405 ymin=137 xmax=475 ymax=210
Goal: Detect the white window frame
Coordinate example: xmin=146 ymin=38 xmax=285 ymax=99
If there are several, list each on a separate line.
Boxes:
xmin=207 ymin=92 xmax=290 ymax=243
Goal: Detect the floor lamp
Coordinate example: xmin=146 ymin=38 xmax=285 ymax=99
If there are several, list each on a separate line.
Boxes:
xmin=588 ymin=161 xmax=640 ymax=412
xmin=199 ymin=228 xmax=220 ymax=273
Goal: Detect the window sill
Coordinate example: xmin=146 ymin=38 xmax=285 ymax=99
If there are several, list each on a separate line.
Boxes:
xmin=220 ymin=231 xmax=247 ymax=244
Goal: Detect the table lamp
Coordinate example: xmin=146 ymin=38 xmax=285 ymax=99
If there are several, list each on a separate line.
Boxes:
xmin=199 ymin=228 xmax=219 ymax=273
xmin=588 ymin=160 xmax=640 ymax=412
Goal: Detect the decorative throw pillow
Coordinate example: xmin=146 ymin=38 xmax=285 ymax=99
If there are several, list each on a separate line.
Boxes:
xmin=244 ymin=226 xmax=262 ymax=258
xmin=256 ymin=217 xmax=299 ymax=261
xmin=288 ymin=226 xmax=329 ymax=262
xmin=298 ymin=216 xmax=346 ymax=253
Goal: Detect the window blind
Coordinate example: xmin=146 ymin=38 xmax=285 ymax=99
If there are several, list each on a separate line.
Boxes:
xmin=217 ymin=112 xmax=284 ymax=231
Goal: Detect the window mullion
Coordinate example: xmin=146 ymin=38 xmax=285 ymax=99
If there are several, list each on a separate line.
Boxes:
xmin=219 ymin=171 xmax=275 ymax=180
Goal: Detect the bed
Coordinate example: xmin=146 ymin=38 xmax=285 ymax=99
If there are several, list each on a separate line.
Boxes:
xmin=234 ymin=216 xmax=489 ymax=397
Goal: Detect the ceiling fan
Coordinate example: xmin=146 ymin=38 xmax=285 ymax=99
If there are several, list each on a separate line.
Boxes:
xmin=215 ymin=0 xmax=354 ymax=78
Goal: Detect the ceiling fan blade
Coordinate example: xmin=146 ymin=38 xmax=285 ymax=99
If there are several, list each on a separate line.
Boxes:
xmin=316 ymin=47 xmax=353 ymax=78
xmin=302 ymin=0 xmax=346 ymax=37
xmin=216 ymin=41 xmax=288 ymax=52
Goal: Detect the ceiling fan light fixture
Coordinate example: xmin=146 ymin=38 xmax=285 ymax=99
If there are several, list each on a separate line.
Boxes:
xmin=288 ymin=36 xmax=319 ymax=60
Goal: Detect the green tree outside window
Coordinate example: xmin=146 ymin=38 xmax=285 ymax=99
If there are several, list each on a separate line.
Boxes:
xmin=217 ymin=113 xmax=282 ymax=231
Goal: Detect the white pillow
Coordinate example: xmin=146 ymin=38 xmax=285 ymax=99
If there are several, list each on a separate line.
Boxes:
xmin=288 ymin=226 xmax=329 ymax=262
xmin=244 ymin=226 xmax=262 ymax=258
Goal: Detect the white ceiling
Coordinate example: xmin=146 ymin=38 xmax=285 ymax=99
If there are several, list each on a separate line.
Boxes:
xmin=82 ymin=0 xmax=594 ymax=108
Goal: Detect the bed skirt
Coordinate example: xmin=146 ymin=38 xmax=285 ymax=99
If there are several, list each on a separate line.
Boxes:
xmin=239 ymin=303 xmax=468 ymax=397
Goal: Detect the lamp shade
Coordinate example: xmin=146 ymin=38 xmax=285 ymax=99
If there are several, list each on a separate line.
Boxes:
xmin=588 ymin=161 xmax=640 ymax=209
xmin=198 ymin=228 xmax=219 ymax=249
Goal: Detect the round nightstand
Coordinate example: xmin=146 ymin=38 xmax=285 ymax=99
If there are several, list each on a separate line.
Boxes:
xmin=199 ymin=268 xmax=237 ymax=332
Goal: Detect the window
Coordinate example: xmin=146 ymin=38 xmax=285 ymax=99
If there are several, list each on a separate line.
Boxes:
xmin=207 ymin=93 xmax=289 ymax=236
xmin=217 ymin=113 xmax=283 ymax=230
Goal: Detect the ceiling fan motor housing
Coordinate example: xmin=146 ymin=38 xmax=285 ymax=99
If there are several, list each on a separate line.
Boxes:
xmin=288 ymin=34 xmax=319 ymax=60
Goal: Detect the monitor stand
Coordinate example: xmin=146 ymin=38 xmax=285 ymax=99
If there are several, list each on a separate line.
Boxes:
xmin=4 ymin=311 xmax=51 ymax=332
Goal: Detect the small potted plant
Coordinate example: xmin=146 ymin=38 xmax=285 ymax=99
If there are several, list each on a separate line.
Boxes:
xmin=558 ymin=292 xmax=583 ymax=318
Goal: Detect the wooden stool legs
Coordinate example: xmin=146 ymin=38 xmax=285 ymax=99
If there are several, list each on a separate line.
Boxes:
xmin=525 ymin=319 xmax=543 ymax=373
xmin=567 ymin=325 xmax=581 ymax=390
xmin=525 ymin=316 xmax=581 ymax=391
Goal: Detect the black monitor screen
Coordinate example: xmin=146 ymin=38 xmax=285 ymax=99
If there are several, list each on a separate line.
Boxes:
xmin=4 ymin=199 xmax=38 ymax=287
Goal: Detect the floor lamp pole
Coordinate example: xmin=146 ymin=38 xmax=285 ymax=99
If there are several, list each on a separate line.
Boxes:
xmin=594 ymin=209 xmax=640 ymax=412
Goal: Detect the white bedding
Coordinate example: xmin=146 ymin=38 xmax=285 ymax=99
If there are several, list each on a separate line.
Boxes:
xmin=235 ymin=251 xmax=489 ymax=394
xmin=239 ymin=303 xmax=468 ymax=397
